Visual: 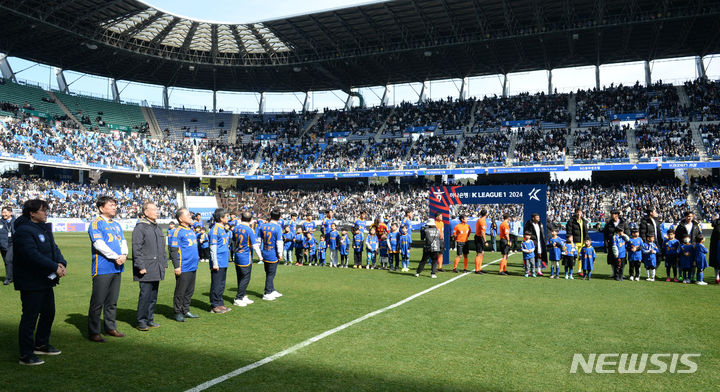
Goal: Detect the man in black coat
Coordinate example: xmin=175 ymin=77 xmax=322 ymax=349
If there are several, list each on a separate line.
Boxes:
xmin=13 ymin=199 xmax=67 ymax=365
xmin=566 ymin=208 xmax=590 ymax=276
xmin=639 ymin=206 xmax=664 ymax=254
xmin=674 ymin=211 xmax=701 ymax=243
xmin=603 ymin=210 xmax=629 ymax=279
xmin=132 ymin=202 xmax=167 ymax=331
xmin=1 ymin=206 xmax=16 ymax=285
xmin=523 ymin=213 xmax=547 ymax=275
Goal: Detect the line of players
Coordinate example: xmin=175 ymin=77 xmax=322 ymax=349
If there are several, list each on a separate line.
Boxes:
xmin=533 ymin=226 xmax=710 ymax=284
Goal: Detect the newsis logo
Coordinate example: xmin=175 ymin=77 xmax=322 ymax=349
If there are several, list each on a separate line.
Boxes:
xmin=570 ymin=353 xmax=700 ymax=374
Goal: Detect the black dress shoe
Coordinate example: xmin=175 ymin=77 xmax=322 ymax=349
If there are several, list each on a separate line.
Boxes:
xmin=184 ymin=312 xmax=199 ymax=319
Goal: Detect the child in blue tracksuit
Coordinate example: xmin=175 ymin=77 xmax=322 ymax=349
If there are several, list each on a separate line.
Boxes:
xmin=664 ymin=229 xmax=679 ymax=282
xmin=612 ymin=228 xmax=630 ymax=281
xmin=387 ymin=223 xmax=400 ymax=271
xmin=365 ymin=227 xmax=378 ymax=269
xmin=282 ymin=226 xmax=294 ymax=265
xmin=399 ymin=226 xmax=412 ymax=272
xmin=679 ymin=235 xmax=694 ymax=283
xmin=318 ymin=238 xmax=327 ymax=266
xmin=562 ymin=235 xmax=577 ymax=279
xmin=579 ymin=238 xmax=596 ymax=280
xmin=642 ymin=234 xmax=658 ymax=281
xmin=305 ymin=232 xmax=318 ymax=266
xmin=294 ymin=228 xmax=305 ymax=266
xmin=521 ymin=232 xmax=536 ymax=277
xmin=197 ymin=226 xmax=210 ymax=263
xmin=628 ymin=229 xmax=643 ymax=281
xmin=547 ymin=228 xmax=563 ymax=278
xmin=352 ymin=228 xmax=364 ymax=268
xmin=694 ymin=235 xmax=708 ymax=285
xmin=379 ymin=233 xmax=389 ymax=269
xmin=339 ymin=229 xmax=350 ymax=268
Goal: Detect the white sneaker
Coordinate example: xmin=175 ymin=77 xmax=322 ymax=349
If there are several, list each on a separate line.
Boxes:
xmin=269 ymin=291 xmax=283 ymax=298
xmin=262 ymin=294 xmax=275 ymax=301
xmin=414 ymin=273 xmax=419 ymax=277
xmin=233 ymin=299 xmax=247 ymax=307
xmin=431 ymin=274 xmax=437 ymax=279
xmin=629 ymin=276 xmax=634 ymax=281
xmin=697 ymin=281 xmax=708 ymax=286
xmin=242 ymin=296 xmax=254 ymax=304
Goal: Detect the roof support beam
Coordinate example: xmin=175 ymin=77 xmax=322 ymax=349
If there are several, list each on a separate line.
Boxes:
xmin=302 ymin=91 xmax=312 ymax=113
xmin=644 ymin=60 xmax=651 ymax=87
xmin=259 ymin=91 xmax=266 ymax=114
xmin=162 ymin=86 xmax=169 ymax=109
xmin=459 ymin=76 xmax=469 ymax=101
xmin=696 ymin=56 xmax=706 ymax=80
xmin=110 ymin=78 xmax=120 ymax=102
xmin=54 ymin=67 xmax=69 ymax=94
xmin=595 ymin=65 xmax=600 ymax=90
xmin=418 ymin=80 xmax=429 ymax=103
xmin=0 ymin=53 xmax=17 ymax=82
xmin=381 ymin=84 xmax=392 ymax=106
xmin=547 ymin=70 xmax=553 ymax=95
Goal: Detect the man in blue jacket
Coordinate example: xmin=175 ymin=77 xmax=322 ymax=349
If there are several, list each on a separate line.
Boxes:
xmin=88 ymin=196 xmax=128 ymax=342
xmin=14 ymin=199 xmax=66 ymax=365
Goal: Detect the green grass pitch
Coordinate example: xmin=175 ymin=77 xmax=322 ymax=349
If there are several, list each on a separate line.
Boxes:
xmin=1 ymin=232 xmax=719 ymax=391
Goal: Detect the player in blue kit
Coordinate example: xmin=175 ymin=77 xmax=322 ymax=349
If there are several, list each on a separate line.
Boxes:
xmin=579 ymin=238 xmax=596 ymax=280
xmin=694 ymin=235 xmax=708 ymax=285
xmin=547 ymin=228 xmax=563 ymax=279
xmin=317 ymin=237 xmax=327 ymax=266
xmin=642 ymin=234 xmax=658 ymax=282
xmin=231 ymin=211 xmax=263 ymax=307
xmin=258 ymin=209 xmax=284 ymax=300
xmin=169 ymin=208 xmax=201 ymax=322
xmin=365 ymin=226 xmax=379 ymax=269
xmin=628 ymin=229 xmax=643 ymax=281
xmin=399 ymin=225 xmax=412 ymax=272
xmin=521 ymin=232 xmax=536 ymax=277
xmin=305 ymin=232 xmax=318 ymax=266
xmin=282 ymin=226 xmax=294 ymax=265
xmin=208 ymin=208 xmax=232 ymax=314
xmin=352 ymin=227 xmax=364 ymax=268
xmin=664 ymin=229 xmax=679 ymax=282
xmin=679 ymin=235 xmax=694 ymax=284
xmin=339 ymin=229 xmax=350 ymax=268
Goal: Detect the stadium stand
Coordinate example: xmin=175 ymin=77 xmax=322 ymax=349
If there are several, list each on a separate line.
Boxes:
xmin=53 ymin=91 xmax=148 ymax=132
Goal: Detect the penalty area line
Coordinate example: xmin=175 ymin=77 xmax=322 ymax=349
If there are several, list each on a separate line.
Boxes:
xmin=186 ymin=255 xmax=511 ymax=392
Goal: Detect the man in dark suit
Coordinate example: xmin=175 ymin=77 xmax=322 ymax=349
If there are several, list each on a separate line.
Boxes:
xmin=1 ymin=206 xmax=16 ymax=285
xmin=523 ymin=213 xmax=547 ymax=276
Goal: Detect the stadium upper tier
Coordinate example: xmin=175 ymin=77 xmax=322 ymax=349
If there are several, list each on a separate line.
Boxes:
xmin=1 ymin=78 xmax=720 ymax=177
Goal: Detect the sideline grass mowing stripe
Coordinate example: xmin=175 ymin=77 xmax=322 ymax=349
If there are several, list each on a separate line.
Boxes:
xmin=186 ymin=255 xmax=511 ymax=392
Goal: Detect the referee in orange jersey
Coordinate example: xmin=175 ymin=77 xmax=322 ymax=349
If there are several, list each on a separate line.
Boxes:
xmin=474 ymin=209 xmax=489 ymax=274
xmin=452 ymin=215 xmax=471 ymax=272
xmin=434 ymin=213 xmax=445 ymax=271
xmin=498 ymin=213 xmax=511 ymax=275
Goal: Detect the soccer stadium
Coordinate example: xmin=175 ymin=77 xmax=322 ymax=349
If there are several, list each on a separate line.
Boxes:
xmin=1 ymin=0 xmax=720 ymax=390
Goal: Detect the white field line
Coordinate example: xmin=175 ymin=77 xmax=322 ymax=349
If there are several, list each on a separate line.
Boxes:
xmin=186 ymin=254 xmax=513 ymax=392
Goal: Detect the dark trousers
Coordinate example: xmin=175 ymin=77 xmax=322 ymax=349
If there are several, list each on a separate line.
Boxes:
xmin=615 ymin=258 xmax=626 ymax=281
xmin=209 ymin=267 xmax=227 ymax=308
xmin=353 ymin=251 xmax=362 ymax=266
xmin=629 ymin=259 xmax=641 ymax=277
xmin=2 ymin=247 xmax=12 ymax=282
xmin=19 ymin=289 xmax=54 ymax=357
xmin=390 ymin=253 xmax=400 ymax=269
xmin=264 ymin=261 xmax=278 ymax=295
xmin=416 ymin=250 xmax=439 ymax=275
xmin=88 ymin=272 xmax=121 ymax=335
xmin=235 ymin=264 xmax=252 ymax=300
xmin=173 ymin=270 xmax=196 ymax=315
xmin=137 ymin=281 xmax=159 ymax=326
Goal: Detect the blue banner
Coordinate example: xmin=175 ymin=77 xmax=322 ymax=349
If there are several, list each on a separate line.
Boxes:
xmin=326 ymin=131 xmax=351 ymax=138
xmin=404 ymin=125 xmax=437 ymax=133
xmin=502 ymin=119 xmax=536 ymax=127
xmin=255 ymin=134 xmax=278 ymax=140
xmin=568 ymin=163 xmax=656 ymax=172
xmin=428 ymin=185 xmax=548 ymax=265
xmin=184 ymin=131 xmax=207 ymax=138
xmin=610 ymin=112 xmax=646 ymax=121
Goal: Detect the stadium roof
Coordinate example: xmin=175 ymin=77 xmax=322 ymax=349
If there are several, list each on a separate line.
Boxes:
xmin=1 ymin=0 xmax=719 ymax=93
